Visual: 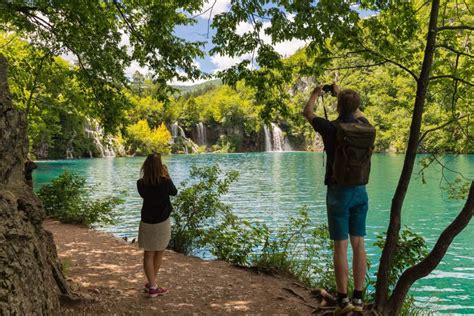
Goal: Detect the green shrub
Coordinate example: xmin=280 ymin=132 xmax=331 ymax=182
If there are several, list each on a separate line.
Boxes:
xmin=253 ymin=207 xmax=337 ymax=291
xmin=371 ymin=228 xmax=428 ymax=292
xmin=170 ymin=164 xmax=432 ymax=312
xmin=38 ymin=171 xmax=122 ymax=227
xmin=169 ymin=165 xmax=240 ymax=254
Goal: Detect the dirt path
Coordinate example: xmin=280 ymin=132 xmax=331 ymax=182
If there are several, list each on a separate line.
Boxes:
xmin=45 ymin=220 xmax=322 ymax=315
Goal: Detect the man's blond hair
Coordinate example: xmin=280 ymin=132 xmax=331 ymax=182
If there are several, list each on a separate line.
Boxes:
xmin=337 ymin=89 xmax=360 ymax=115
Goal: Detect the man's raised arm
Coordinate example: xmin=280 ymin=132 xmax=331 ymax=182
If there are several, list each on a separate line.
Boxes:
xmin=302 ymin=86 xmax=323 ymax=122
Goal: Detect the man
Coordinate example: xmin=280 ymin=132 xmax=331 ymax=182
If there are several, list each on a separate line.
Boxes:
xmin=303 ymin=84 xmax=372 ymax=314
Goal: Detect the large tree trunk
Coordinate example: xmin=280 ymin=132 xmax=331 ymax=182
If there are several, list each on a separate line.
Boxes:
xmin=387 ymin=182 xmax=474 ymax=314
xmin=0 ymin=54 xmax=70 ymax=313
xmin=374 ymin=0 xmax=440 ymax=310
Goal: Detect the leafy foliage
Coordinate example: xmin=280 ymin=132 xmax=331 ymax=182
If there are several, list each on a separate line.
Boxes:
xmin=170 ymin=165 xmax=338 ymax=290
xmin=253 ymin=208 xmax=337 ymax=291
xmin=444 ymin=177 xmax=472 ymax=200
xmin=1 ymin=0 xmax=208 ymax=133
xmin=169 ymin=165 xmax=240 ymax=254
xmin=37 ymin=171 xmax=122 ymax=227
xmin=126 ymin=120 xmax=171 ymax=155
xmin=372 ymin=228 xmax=428 ymax=291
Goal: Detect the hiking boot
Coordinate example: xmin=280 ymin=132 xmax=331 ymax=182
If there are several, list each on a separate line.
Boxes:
xmin=351 ymin=297 xmax=364 ymax=313
xmin=334 ymin=297 xmax=355 ymax=316
xmin=148 ymin=287 xmax=168 ymax=298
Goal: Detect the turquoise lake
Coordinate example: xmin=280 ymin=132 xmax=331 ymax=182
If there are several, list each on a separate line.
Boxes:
xmin=33 ymin=153 xmax=473 ymax=314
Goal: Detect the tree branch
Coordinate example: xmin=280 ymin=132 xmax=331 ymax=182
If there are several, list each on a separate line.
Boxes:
xmin=418 ymin=114 xmax=469 ymax=144
xmin=323 ymin=61 xmax=387 ymax=71
xmin=388 ymin=182 xmax=474 ymax=310
xmin=357 ymin=43 xmax=419 ymax=81
xmin=435 ymin=44 xmax=474 ymax=58
xmin=25 ymin=52 xmax=51 ymax=117
xmin=437 ymin=25 xmax=474 ymax=31
xmin=113 ymin=0 xmax=145 ymax=43
xmin=429 ymin=75 xmax=474 ymax=86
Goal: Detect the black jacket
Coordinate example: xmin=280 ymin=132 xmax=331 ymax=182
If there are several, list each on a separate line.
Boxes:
xmin=137 ymin=177 xmax=178 ymax=224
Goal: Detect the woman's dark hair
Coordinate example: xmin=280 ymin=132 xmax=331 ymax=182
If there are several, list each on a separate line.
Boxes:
xmin=337 ymin=89 xmax=360 ymax=116
xmin=140 ymin=153 xmax=169 ymax=185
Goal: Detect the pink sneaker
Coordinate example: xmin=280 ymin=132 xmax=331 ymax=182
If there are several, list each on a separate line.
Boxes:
xmin=148 ymin=287 xmax=168 ymax=298
xmin=143 ymin=283 xmax=151 ymax=293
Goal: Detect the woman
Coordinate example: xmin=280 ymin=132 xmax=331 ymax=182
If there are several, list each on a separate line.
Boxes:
xmin=137 ymin=153 xmax=177 ymax=298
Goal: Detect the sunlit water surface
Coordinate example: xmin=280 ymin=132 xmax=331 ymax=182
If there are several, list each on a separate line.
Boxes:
xmin=33 ymin=153 xmax=474 ymax=314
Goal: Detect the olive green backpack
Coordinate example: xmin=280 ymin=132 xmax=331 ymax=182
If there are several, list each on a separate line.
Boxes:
xmin=332 ymin=118 xmax=376 ymax=186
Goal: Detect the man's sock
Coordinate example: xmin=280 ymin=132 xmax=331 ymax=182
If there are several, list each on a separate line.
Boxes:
xmin=353 ymin=290 xmax=363 ymax=300
xmin=337 ymin=292 xmax=349 ymax=306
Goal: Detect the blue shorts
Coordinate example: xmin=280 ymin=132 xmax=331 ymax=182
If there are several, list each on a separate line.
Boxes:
xmin=326 ymin=185 xmax=369 ymax=240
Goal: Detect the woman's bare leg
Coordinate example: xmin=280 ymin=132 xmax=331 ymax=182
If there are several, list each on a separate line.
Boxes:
xmin=143 ymin=251 xmax=156 ymax=287
xmin=154 ymin=250 xmax=165 ymax=278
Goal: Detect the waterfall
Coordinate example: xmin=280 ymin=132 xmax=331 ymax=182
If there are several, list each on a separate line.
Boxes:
xmin=264 ymin=123 xmax=292 ymax=152
xmin=84 ymin=118 xmax=117 ymax=158
xmin=65 ymin=130 xmax=77 ymax=159
xmin=171 ymin=123 xmax=178 ymax=141
xmin=271 ymin=123 xmax=284 ymax=152
xmin=171 ymin=122 xmax=199 ymax=154
xmin=263 ymin=125 xmax=272 ymax=152
xmin=66 ymin=148 xmax=74 ymax=159
xmin=196 ymin=122 xmax=207 ymax=146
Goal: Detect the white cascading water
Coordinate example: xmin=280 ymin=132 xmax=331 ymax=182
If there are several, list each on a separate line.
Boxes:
xmin=263 ymin=125 xmax=272 ymax=151
xmin=264 ymin=123 xmax=292 ymax=152
xmin=84 ymin=118 xmax=117 ymax=157
xmin=270 ymin=123 xmax=284 ymax=152
xmin=171 ymin=122 xmax=201 ymax=154
xmin=196 ymin=122 xmax=207 ymax=146
xmin=171 ymin=122 xmax=178 ymax=141
xmin=66 ymin=148 xmax=74 ymax=159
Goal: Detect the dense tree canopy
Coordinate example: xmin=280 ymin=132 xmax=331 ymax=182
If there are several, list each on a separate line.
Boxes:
xmin=0 ymin=0 xmax=208 ymax=132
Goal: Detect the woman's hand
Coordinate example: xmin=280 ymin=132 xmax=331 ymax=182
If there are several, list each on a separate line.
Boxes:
xmin=162 ymin=165 xmax=170 ymax=177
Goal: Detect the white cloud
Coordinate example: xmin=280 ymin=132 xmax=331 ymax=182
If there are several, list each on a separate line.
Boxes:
xmin=273 ymin=38 xmax=306 ymax=57
xmin=60 ymin=52 xmax=77 ymax=64
xmin=199 ymin=0 xmax=231 ymax=19
xmin=210 ymin=21 xmax=306 ymax=70
xmin=235 ymin=21 xmax=253 ymax=36
xmin=168 ymin=77 xmax=213 ymax=86
xmin=125 ymin=60 xmax=149 ymax=78
xmin=210 ymin=53 xmax=253 ymax=72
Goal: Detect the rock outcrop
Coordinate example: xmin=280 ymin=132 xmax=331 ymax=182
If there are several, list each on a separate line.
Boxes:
xmin=0 ymin=54 xmax=70 ymax=314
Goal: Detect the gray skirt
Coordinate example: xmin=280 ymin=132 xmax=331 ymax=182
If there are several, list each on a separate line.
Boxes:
xmin=138 ymin=217 xmax=171 ymax=251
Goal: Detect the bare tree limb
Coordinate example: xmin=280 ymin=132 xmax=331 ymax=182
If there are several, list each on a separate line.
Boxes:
xmin=429 ymin=75 xmax=474 ymax=86
xmin=437 ymin=25 xmax=474 ymax=31
xmin=388 ymin=182 xmax=474 ymax=311
xmin=0 ymin=34 xmax=18 ymax=49
xmin=357 ymin=43 xmax=419 ymax=81
xmin=435 ymin=44 xmax=474 ymax=58
xmin=191 ymin=0 xmax=217 ymax=19
xmin=113 ymin=0 xmax=145 ymax=43
xmin=418 ymin=114 xmax=469 ymax=144
xmin=206 ymin=0 xmax=217 ymax=38
xmin=323 ymin=61 xmax=387 ymax=71
xmin=25 ymin=52 xmax=51 ymax=117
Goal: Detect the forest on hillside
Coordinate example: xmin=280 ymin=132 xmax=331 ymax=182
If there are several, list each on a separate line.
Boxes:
xmin=1 ymin=20 xmax=471 ymax=159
